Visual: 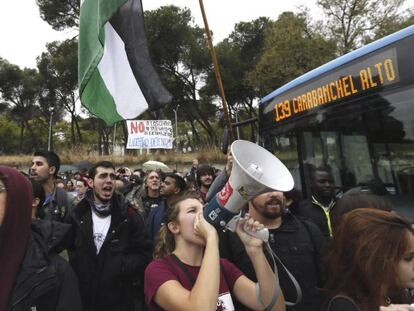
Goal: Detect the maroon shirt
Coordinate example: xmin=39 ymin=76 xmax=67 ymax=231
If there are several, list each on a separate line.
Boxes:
xmin=145 ymin=255 xmax=243 ymax=311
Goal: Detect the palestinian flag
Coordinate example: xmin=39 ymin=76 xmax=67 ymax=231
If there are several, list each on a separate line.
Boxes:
xmin=78 ymin=0 xmax=172 ymax=125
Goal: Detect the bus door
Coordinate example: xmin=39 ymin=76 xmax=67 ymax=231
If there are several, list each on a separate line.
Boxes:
xmin=300 ymin=131 xmax=375 ymax=197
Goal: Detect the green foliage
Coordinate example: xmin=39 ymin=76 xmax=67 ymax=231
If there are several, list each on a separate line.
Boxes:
xmin=37 ymin=39 xmax=81 ymax=144
xmin=317 ymin=0 xmax=409 ymax=54
xmin=247 ymin=12 xmax=336 ymax=96
xmin=1 ymin=0 xmax=411 ymax=155
xmin=145 ymin=6 xmax=198 ymax=65
xmin=202 ymin=18 xmax=271 ymax=108
xmin=0 ymin=59 xmax=44 ymax=151
xmin=0 ymin=59 xmax=40 ymax=107
xmin=200 ymin=17 xmax=270 ymax=143
xmin=373 ymin=14 xmax=414 ymax=40
xmin=144 ymin=5 xmax=218 ymax=144
xmin=36 ymin=0 xmax=79 ymax=30
xmin=0 ymin=117 xmax=20 ymax=154
xmin=26 ymin=118 xmax=50 ymax=147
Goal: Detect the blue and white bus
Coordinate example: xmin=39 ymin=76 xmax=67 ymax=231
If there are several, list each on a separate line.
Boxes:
xmin=259 ymin=25 xmax=414 ymax=218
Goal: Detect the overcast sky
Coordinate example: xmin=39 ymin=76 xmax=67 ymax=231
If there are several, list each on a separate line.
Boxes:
xmin=0 ymin=0 xmax=321 ymax=69
xmin=0 ymin=0 xmax=413 ymax=69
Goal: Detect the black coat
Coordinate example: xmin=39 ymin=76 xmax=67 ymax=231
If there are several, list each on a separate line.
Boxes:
xmin=293 ymin=199 xmax=336 ymax=240
xmin=40 ymin=187 xmax=74 ymax=222
xmin=66 ymin=193 xmax=152 ymax=311
xmin=219 ymin=212 xmax=327 ymax=311
xmin=9 ymin=220 xmax=82 ymax=311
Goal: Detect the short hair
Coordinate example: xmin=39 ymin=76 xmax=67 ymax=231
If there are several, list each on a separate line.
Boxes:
xmin=88 ymin=161 xmax=115 ymax=179
xmin=164 ymin=173 xmax=187 ymax=192
xmin=311 ymin=166 xmax=332 ymax=179
xmin=34 ymin=150 xmax=61 ymax=178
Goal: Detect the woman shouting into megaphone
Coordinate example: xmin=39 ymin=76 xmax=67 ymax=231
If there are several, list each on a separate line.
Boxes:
xmin=144 ymin=192 xmax=284 ymax=311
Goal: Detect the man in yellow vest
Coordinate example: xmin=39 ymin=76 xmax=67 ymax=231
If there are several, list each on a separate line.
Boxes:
xmin=294 ymin=166 xmax=337 ymax=239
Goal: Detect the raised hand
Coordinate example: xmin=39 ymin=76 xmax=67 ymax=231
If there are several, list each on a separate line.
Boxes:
xmin=193 ymin=212 xmax=218 ymax=242
xmin=225 ymin=151 xmax=233 ymax=177
xmin=236 ymin=213 xmax=265 ymax=252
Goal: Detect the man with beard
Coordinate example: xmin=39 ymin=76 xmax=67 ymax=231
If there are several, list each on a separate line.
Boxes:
xmin=65 ymin=161 xmax=152 ymax=311
xmin=292 ymin=166 xmax=337 ymax=239
xmin=126 ymin=170 xmax=162 ymax=219
xmin=196 ymin=165 xmax=215 ymax=202
xmin=30 ymin=150 xmax=73 ymax=222
xmin=146 ymin=173 xmax=186 ymax=241
xmin=216 ymin=188 xmax=326 ymax=310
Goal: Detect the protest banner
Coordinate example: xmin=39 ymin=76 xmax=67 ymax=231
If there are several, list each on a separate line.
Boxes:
xmin=126 ymin=120 xmax=173 ymax=149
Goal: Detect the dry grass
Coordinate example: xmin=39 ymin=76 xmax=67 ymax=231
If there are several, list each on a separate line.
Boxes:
xmin=0 ymin=146 xmax=227 ymax=167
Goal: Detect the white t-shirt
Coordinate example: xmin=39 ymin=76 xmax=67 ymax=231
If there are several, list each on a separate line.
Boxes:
xmin=92 ymin=211 xmax=111 ymax=254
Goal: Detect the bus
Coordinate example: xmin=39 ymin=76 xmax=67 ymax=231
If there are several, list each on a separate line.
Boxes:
xmin=258 ymin=25 xmax=414 ymax=218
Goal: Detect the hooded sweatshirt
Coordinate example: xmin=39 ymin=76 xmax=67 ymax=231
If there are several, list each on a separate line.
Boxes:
xmin=0 ymin=166 xmax=32 ymax=310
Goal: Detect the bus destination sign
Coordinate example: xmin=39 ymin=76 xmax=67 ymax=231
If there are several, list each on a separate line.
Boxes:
xmin=271 ymin=48 xmax=400 ymax=124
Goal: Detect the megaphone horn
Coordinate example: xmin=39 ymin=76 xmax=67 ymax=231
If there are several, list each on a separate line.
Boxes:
xmin=203 ymin=140 xmax=294 ymax=241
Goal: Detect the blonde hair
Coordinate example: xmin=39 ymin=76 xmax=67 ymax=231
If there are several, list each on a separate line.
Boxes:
xmin=153 ymin=192 xmax=201 ymax=259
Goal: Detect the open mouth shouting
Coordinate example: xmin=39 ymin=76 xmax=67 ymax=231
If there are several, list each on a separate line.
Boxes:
xmin=101 ymin=184 xmax=114 ymax=199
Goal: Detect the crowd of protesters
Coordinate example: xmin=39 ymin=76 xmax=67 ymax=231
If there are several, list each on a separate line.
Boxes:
xmin=0 ymin=149 xmax=414 ymax=311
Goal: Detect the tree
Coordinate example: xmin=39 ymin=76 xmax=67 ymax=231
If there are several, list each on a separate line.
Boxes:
xmin=317 ymin=0 xmax=408 ymax=54
xmin=0 ymin=116 xmax=20 ymax=154
xmin=0 ymin=59 xmax=42 ymax=152
xmin=36 ymin=0 xmax=79 ymax=31
xmin=373 ymin=14 xmax=414 ymax=40
xmin=247 ymin=12 xmax=336 ymax=96
xmin=37 ymin=39 xmax=81 ymax=145
xmin=201 ymin=17 xmax=272 ymax=139
xmin=144 ymin=5 xmax=218 ymax=146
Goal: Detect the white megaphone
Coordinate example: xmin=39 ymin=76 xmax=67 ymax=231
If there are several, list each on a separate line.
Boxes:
xmin=204 ymin=140 xmax=294 ymax=242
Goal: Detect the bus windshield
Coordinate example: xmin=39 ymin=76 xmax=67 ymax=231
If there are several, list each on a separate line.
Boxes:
xmin=259 ymin=25 xmax=414 ymax=219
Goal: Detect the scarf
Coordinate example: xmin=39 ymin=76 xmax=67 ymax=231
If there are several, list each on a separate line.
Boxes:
xmin=91 ymin=201 xmax=112 ymax=217
xmin=85 ymin=191 xmax=112 ymax=217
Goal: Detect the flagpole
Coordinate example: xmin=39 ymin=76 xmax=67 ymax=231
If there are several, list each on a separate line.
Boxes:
xmin=48 ymin=110 xmax=53 ymax=151
xmin=113 ymin=122 xmax=117 ymax=154
xmin=198 ymin=0 xmax=234 ymax=142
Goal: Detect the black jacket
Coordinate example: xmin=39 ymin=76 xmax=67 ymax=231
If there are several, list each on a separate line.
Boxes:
xmin=293 ymin=199 xmax=336 ymax=240
xmin=66 ymin=192 xmax=152 ymax=311
xmin=9 ymin=220 xmax=82 ymax=311
xmin=40 ymin=187 xmax=74 ymax=222
xmin=219 ymin=212 xmax=327 ymax=311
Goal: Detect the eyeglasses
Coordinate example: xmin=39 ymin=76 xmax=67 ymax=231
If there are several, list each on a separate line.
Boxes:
xmin=0 ymin=184 xmax=6 ymax=193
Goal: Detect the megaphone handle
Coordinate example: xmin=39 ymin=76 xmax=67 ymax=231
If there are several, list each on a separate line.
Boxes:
xmin=226 ymin=215 xmax=269 ymax=242
xmin=243 ymin=223 xmax=269 ymax=243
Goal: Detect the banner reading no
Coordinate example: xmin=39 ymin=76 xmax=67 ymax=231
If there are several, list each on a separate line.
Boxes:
xmin=126 ymin=120 xmax=173 ymax=149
